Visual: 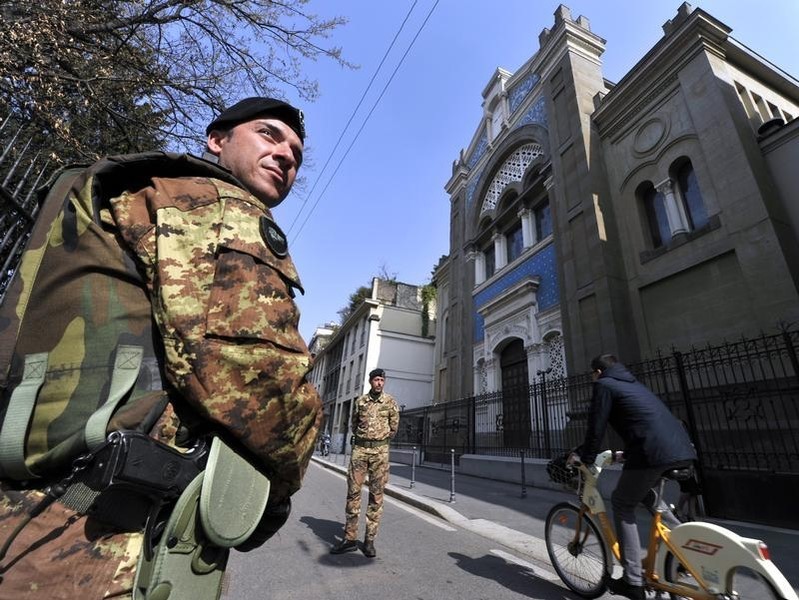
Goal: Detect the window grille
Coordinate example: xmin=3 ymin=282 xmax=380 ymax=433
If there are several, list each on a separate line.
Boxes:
xmin=480 ymin=143 xmax=543 ymax=215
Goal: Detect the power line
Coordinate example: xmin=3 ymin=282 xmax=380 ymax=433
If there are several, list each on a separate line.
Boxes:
xmin=292 ymin=0 xmax=440 ymax=243
xmin=286 ymin=0 xmax=420 ymax=236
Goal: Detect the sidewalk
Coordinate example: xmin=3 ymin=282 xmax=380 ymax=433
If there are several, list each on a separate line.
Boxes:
xmin=312 ymin=453 xmax=799 ymax=591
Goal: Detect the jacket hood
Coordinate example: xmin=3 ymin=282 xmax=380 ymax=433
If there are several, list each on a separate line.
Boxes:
xmin=599 ymin=362 xmax=636 ymax=383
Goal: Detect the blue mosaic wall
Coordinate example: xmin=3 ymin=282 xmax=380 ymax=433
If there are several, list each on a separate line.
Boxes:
xmin=517 ymin=96 xmax=548 ymax=128
xmin=508 ymin=72 xmax=541 ymax=114
xmin=466 ymin=130 xmax=489 ymax=169
xmin=473 ymin=243 xmax=559 ymax=343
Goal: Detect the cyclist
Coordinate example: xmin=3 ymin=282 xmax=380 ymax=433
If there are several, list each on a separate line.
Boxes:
xmin=576 ymin=354 xmax=697 ymax=600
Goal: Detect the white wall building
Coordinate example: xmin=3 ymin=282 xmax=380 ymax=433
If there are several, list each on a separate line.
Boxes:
xmin=308 ymin=278 xmax=436 ymax=453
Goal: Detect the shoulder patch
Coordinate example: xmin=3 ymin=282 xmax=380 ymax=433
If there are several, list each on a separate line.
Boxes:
xmin=260 ymin=216 xmax=288 ymax=258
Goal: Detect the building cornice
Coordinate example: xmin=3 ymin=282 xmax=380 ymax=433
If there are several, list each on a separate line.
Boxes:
xmin=593 ymin=7 xmax=730 ymax=140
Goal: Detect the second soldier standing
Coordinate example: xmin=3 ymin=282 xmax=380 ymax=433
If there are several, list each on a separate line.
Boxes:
xmin=330 ymin=368 xmax=399 ymax=558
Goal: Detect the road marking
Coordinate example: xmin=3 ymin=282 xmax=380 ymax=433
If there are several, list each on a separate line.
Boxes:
xmin=386 ymin=496 xmax=457 ymax=531
xmin=489 ymin=548 xmax=563 ymax=585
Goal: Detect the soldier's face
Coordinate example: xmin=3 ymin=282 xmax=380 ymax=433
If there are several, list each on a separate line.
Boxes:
xmin=370 ymin=376 xmax=385 ymax=393
xmin=207 ymin=117 xmax=303 ymax=207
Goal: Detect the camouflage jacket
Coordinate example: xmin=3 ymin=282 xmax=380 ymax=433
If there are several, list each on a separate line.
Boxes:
xmin=0 ymin=151 xmax=321 ymax=500
xmin=351 ymin=391 xmax=399 ymax=441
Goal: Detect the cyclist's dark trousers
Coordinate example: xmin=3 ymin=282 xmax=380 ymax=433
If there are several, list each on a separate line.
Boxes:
xmin=611 ymin=466 xmax=682 ymax=585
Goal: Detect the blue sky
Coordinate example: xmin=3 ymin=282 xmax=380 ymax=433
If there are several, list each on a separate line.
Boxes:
xmin=270 ymin=0 xmax=799 ymax=342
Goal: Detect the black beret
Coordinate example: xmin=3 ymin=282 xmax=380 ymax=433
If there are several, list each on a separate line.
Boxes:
xmin=206 ymin=97 xmax=305 ymax=141
xmin=369 ymin=368 xmax=385 ymax=380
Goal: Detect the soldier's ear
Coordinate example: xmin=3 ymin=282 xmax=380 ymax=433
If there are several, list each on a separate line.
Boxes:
xmin=206 ymin=129 xmax=228 ymax=156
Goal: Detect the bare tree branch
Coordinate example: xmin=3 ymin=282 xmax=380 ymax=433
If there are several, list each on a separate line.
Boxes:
xmin=0 ymin=0 xmax=351 ymax=163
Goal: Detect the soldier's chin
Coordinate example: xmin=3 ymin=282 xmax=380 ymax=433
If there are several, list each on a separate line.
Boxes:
xmin=254 ymin=186 xmax=285 ymax=207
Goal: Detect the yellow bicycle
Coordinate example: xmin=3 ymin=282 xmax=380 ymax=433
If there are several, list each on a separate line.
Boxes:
xmin=544 ymin=450 xmax=797 ymax=600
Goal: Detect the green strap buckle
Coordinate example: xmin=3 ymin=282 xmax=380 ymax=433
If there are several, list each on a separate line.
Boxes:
xmin=0 ymin=353 xmax=49 ymax=480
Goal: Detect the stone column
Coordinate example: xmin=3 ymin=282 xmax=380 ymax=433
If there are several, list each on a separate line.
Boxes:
xmin=519 ymin=207 xmax=534 ymax=247
xmin=493 ymin=231 xmax=507 ymax=270
xmin=468 ymin=250 xmax=484 ymax=286
xmin=655 ymin=177 xmax=689 ymax=237
xmin=484 ymin=357 xmax=497 ymax=392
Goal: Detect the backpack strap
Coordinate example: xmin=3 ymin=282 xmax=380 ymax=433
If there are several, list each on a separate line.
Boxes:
xmin=0 ymin=353 xmax=49 ymax=480
xmin=84 ymin=345 xmax=144 ymax=449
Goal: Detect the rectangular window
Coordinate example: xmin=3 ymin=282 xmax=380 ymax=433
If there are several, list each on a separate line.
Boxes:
xmin=535 ymin=201 xmax=552 ymax=239
xmin=484 ymin=244 xmax=495 ymax=280
xmin=506 ymin=222 xmax=524 ymax=263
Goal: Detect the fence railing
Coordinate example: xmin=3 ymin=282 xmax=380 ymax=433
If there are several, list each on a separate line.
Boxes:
xmin=0 ymin=116 xmax=54 ymax=303
xmin=394 ymin=327 xmax=799 ymax=474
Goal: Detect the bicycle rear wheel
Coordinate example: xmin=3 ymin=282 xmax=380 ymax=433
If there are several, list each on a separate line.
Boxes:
xmin=544 ymin=502 xmax=608 ymax=598
xmin=663 ymin=554 xmax=782 ymax=600
xmin=728 ymin=566 xmax=781 ymax=599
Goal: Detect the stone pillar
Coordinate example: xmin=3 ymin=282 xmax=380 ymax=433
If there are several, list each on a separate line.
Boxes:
xmin=468 ymin=250 xmax=484 ymax=286
xmin=484 ymin=357 xmax=497 ymax=392
xmin=493 ymin=231 xmax=507 ymax=270
xmin=525 ymin=342 xmax=547 ymax=383
xmin=656 ymin=177 xmax=689 ymax=237
xmin=519 ymin=207 xmax=534 ymax=247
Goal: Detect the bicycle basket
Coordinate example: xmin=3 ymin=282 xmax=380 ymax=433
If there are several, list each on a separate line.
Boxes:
xmin=546 ymin=454 xmax=578 ymax=490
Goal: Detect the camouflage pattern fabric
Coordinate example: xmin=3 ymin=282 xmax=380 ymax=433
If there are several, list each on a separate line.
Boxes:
xmin=0 ymin=485 xmax=141 ymax=599
xmin=0 ymin=153 xmax=321 ymax=598
xmin=344 ymin=445 xmax=390 ymax=542
xmin=350 ymin=392 xmax=399 ymax=442
xmin=342 ymin=391 xmax=399 ymax=542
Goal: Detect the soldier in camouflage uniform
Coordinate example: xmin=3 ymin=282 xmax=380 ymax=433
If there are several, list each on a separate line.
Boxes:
xmin=330 ymin=368 xmax=399 ymax=558
xmin=0 ymin=98 xmax=321 ymax=598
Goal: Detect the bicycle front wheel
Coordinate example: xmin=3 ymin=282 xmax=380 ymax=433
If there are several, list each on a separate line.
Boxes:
xmin=545 ymin=502 xmax=608 ymax=598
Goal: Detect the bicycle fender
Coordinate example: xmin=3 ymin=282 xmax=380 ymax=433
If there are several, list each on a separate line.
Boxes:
xmin=655 ymin=521 xmax=797 ymax=599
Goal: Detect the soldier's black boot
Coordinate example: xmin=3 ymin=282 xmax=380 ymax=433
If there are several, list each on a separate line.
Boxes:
xmin=362 ymin=539 xmax=376 ymax=558
xmin=330 ymin=538 xmax=358 ymax=554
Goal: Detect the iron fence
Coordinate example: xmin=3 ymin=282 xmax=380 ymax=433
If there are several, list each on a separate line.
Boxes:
xmin=0 ymin=116 xmax=56 ymax=303
xmin=394 ymin=327 xmax=799 ymax=475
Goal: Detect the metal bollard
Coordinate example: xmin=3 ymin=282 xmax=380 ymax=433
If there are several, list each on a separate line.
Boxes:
xmin=520 ymin=450 xmax=527 ymax=498
xmin=449 ymin=449 xmax=456 ymax=503
xmin=410 ymin=446 xmax=417 ymax=489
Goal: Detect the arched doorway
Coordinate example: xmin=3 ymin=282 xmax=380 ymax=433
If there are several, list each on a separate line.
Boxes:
xmin=499 ymin=338 xmax=531 ymax=448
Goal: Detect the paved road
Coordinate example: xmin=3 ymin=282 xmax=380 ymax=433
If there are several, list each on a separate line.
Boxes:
xmin=223 ymin=461 xmax=581 ymax=600
xmin=223 ymin=455 xmax=799 ymax=599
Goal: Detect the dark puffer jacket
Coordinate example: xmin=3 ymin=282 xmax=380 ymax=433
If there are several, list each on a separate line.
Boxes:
xmin=580 ymin=363 xmax=696 ymax=469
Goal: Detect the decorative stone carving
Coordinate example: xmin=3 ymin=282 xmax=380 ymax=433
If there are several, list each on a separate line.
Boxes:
xmin=633 ymin=116 xmax=670 ymax=156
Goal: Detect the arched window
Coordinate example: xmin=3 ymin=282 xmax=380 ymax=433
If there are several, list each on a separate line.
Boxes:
xmin=642 ymin=183 xmax=670 ymax=248
xmin=480 ymin=143 xmax=544 ymax=215
xmin=675 ymin=161 xmax=708 ymax=230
